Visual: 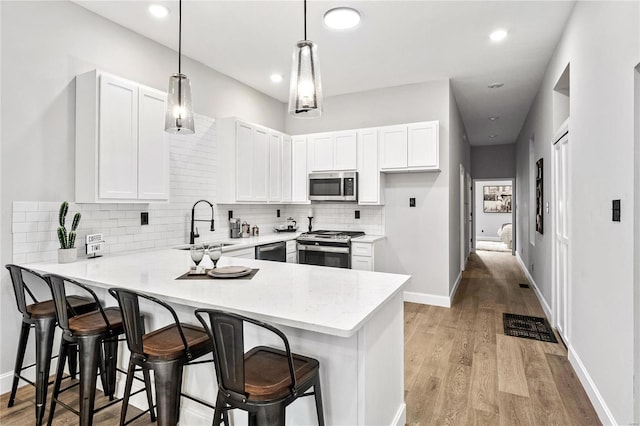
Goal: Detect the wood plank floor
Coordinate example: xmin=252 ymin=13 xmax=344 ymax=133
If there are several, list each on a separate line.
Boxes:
xmin=1 ymin=250 xmax=600 ymax=425
xmin=405 ymin=250 xmax=601 ymax=425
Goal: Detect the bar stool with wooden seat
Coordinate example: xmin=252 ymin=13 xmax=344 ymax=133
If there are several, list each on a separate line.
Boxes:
xmin=45 ymin=274 xmax=156 ymax=426
xmin=195 ymin=308 xmax=325 ymax=426
xmin=5 ymin=264 xmax=96 ymax=426
xmin=109 ymin=288 xmax=228 ymax=426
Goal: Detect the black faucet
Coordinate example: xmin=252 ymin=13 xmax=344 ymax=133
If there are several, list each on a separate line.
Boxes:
xmin=190 ymin=199 xmax=215 ymax=244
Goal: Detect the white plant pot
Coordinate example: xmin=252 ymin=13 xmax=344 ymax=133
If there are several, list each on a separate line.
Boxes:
xmin=58 ymin=248 xmax=77 ymax=264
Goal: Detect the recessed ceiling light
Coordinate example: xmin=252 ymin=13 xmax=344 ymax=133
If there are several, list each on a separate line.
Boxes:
xmin=148 ymin=4 xmax=169 ymax=19
xmin=489 ymin=116 xmax=499 ymax=121
xmin=270 ymin=74 xmax=283 ymax=83
xmin=490 ymin=29 xmax=508 ymax=42
xmin=488 ymin=82 xmax=504 ymax=89
xmin=323 ymin=7 xmax=361 ymax=30
xmin=488 ymin=134 xmax=497 ymax=138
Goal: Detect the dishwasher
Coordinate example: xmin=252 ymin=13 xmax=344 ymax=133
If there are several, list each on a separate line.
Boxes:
xmin=254 ymin=241 xmax=287 ymax=262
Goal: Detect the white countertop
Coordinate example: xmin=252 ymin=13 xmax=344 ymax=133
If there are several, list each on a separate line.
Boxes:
xmin=22 ymin=248 xmax=409 ymax=338
xmin=352 ymin=234 xmax=386 ymax=243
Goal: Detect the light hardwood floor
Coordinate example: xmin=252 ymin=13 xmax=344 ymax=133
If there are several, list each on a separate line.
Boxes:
xmin=1 ymin=250 xmax=600 ymax=425
xmin=405 ymin=250 xmax=600 ymax=425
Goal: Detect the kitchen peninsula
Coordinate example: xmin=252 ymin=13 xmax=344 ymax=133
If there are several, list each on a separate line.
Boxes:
xmin=22 ymin=248 xmax=410 ymax=425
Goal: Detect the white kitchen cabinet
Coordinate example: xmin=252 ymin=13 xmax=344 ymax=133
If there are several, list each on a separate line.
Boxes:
xmin=76 ymin=70 xmax=169 ymax=203
xmin=379 ymin=121 xmax=439 ymax=172
xmin=357 ymin=128 xmax=384 ymax=205
xmin=351 ymin=238 xmax=386 ymax=272
xmin=269 ymin=131 xmax=282 ymax=202
xmin=286 ymin=240 xmax=297 ymax=263
xmin=281 ymin=135 xmax=292 ymax=202
xmin=218 ymin=118 xmax=273 ymax=203
xmin=291 ymin=136 xmax=309 ymax=203
xmin=309 ymin=130 xmax=357 ymax=172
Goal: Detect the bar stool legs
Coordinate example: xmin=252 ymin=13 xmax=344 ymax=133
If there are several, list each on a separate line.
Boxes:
xmin=34 ymin=317 xmax=56 ymax=426
xmin=154 ymin=360 xmax=184 ymax=426
xmin=119 ymin=359 xmax=157 ymax=426
xmin=7 ymin=322 xmax=30 ymax=408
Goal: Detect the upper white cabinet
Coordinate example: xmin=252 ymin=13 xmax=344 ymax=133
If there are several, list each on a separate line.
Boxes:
xmin=357 ymin=128 xmax=385 ymax=205
xmin=309 ymin=130 xmax=357 ymax=172
xmin=76 ymin=70 xmax=169 ymax=203
xmin=218 ymin=118 xmax=289 ymax=204
xmin=291 ymin=136 xmax=309 ymax=203
xmin=380 ymin=121 xmax=439 ymax=172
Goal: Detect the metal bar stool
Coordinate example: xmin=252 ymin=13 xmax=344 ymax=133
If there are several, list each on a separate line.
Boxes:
xmin=195 ymin=308 xmax=325 ymax=426
xmin=109 ymin=288 xmax=229 ymax=426
xmin=5 ymin=264 xmax=96 ymax=426
xmin=45 ymin=274 xmax=156 ymax=426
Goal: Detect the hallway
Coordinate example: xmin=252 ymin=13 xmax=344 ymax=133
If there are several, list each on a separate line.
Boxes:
xmin=404 ymin=250 xmax=600 ymax=425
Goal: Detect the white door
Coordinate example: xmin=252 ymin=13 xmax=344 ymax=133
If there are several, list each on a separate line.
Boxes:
xmin=460 ymin=164 xmax=466 ymax=271
xmin=98 ymin=74 xmax=138 ymax=199
xmin=252 ymin=127 xmax=269 ymax=201
xmin=311 ymin=134 xmax=334 ymax=171
xmin=235 ymin=121 xmax=253 ymax=201
xmin=467 ymin=173 xmax=473 ymax=253
xmin=291 ymin=136 xmax=308 ymax=203
xmin=281 ymin=135 xmax=292 ymax=202
xmin=553 ymin=128 xmax=570 ymax=342
xmin=138 ymin=87 xmax=169 ymax=200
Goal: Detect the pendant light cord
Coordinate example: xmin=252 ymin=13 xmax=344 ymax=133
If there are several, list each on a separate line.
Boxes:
xmin=303 ymin=0 xmax=307 ymax=40
xmin=178 ymin=0 xmax=182 ymax=74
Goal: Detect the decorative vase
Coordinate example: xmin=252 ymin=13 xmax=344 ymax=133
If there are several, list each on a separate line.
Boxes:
xmin=58 ymin=248 xmax=77 ymax=264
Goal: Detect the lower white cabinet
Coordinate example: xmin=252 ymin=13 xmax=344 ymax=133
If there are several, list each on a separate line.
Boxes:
xmin=286 ymin=240 xmax=297 ymax=263
xmin=226 ymin=247 xmax=255 ymax=260
xmin=351 ymin=238 xmax=386 ymax=272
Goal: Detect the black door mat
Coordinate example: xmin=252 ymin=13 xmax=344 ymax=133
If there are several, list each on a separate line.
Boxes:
xmin=503 ymin=313 xmax=558 ymax=343
xmin=519 ymin=283 xmax=530 ymax=288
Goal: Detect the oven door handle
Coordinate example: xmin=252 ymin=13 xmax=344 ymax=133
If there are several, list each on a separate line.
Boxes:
xmin=297 ymin=245 xmax=350 ymax=254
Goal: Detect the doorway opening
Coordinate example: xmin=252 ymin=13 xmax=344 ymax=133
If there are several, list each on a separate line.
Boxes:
xmin=473 ymin=178 xmax=515 ymax=254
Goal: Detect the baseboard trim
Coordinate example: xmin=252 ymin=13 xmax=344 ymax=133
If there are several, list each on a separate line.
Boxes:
xmin=515 ymin=251 xmax=552 ymax=321
xmin=0 ymin=371 xmax=14 ymax=395
xmin=391 ymin=401 xmax=407 ymax=426
xmin=404 ymin=291 xmax=451 ymax=308
xmin=477 ymin=236 xmax=501 ymax=242
xmin=568 ymin=345 xmax=618 ymax=426
xmin=450 ymin=271 xmax=462 ymax=305
xmin=1 ymin=359 xmax=59 ymax=395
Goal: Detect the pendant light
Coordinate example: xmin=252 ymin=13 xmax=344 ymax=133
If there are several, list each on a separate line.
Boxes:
xmin=165 ymin=0 xmax=195 ymax=134
xmin=288 ymin=0 xmax=323 ymax=118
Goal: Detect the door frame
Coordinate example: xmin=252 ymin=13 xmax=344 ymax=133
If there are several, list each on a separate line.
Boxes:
xmin=460 ymin=164 xmax=466 ymax=270
xmin=551 ymin=118 xmax=570 ymax=343
xmin=471 ymin=177 xmax=516 ymax=256
xmin=633 ymin=64 xmax=639 ymax=424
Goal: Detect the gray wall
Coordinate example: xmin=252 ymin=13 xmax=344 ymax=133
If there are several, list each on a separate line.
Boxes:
xmin=470 ymin=144 xmax=516 ymax=179
xmin=0 ymin=0 xmax=285 ymax=378
xmin=514 ymin=2 xmax=639 ymax=423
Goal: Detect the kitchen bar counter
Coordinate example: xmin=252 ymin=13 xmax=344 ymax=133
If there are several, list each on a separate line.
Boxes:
xmin=173 ymin=231 xmax=301 ymax=253
xmin=21 ymin=249 xmax=409 ymax=425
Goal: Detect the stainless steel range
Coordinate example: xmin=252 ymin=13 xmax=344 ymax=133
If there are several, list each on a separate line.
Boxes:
xmin=297 ymin=230 xmax=365 ymax=269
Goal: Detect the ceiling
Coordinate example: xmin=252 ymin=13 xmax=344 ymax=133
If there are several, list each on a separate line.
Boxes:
xmin=74 ymin=0 xmax=575 ymax=146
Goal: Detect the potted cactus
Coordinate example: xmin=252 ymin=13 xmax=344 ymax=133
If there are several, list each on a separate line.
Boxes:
xmin=57 ymin=201 xmax=81 ymax=263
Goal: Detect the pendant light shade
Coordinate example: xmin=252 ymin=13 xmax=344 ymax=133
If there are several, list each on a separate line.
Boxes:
xmin=165 ymin=73 xmax=195 ymax=134
xmin=164 ymin=0 xmax=195 ymax=134
xmin=288 ymin=0 xmax=322 ymax=118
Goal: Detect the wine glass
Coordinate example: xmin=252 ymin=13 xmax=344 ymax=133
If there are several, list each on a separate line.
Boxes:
xmin=190 ymin=245 xmax=205 ymax=271
xmin=209 ymin=243 xmax=222 ymax=269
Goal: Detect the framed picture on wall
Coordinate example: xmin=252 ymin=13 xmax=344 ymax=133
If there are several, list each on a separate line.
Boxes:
xmin=483 ymin=185 xmax=512 ymax=213
xmin=536 ymin=158 xmax=544 ymax=234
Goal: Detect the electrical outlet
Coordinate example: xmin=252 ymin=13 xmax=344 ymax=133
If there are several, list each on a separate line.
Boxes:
xmin=355 ymin=210 xmax=360 ymax=219
xmin=277 ymin=209 xmax=281 ymax=218
xmin=612 ymin=199 xmax=621 ymax=222
xmin=409 ymin=197 xmax=416 ymax=207
xmin=140 ymin=212 xmax=149 ymax=225
xmin=228 ymin=210 xmax=233 ymax=220
xmin=531 ymin=263 xmax=535 ymax=272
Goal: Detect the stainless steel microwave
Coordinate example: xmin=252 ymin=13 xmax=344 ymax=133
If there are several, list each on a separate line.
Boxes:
xmin=308 ymin=172 xmax=358 ymax=202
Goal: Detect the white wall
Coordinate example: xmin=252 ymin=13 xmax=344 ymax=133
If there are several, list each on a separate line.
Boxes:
xmin=634 ymin=63 xmax=640 ymax=424
xmin=471 ymin=144 xmax=516 ymax=179
xmin=0 ymin=0 xmax=286 ymax=380
xmin=514 ymin=2 xmax=639 ymax=423
xmin=474 ymin=180 xmax=513 ymax=241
